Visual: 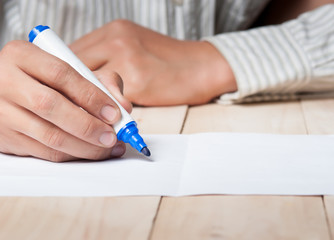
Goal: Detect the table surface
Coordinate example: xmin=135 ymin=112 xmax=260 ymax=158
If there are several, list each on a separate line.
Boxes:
xmin=0 ymin=99 xmax=333 ymax=240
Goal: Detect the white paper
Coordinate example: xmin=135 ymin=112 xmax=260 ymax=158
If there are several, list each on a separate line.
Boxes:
xmin=179 ymin=133 xmax=334 ymax=195
xmin=0 ymin=133 xmax=333 ymax=196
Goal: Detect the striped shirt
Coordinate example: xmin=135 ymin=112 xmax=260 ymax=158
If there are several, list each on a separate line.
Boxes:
xmin=1 ymin=0 xmax=333 ymax=104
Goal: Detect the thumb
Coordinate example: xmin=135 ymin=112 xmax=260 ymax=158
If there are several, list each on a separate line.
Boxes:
xmin=94 ymin=68 xmax=133 ymax=114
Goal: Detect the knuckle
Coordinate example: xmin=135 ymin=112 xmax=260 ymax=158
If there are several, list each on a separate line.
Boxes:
xmin=127 ymin=74 xmax=145 ymax=92
xmin=43 ymin=127 xmax=65 ymax=149
xmin=108 ymin=19 xmax=133 ymax=31
xmin=1 ymin=40 xmax=24 ymax=57
xmin=81 ymin=117 xmax=97 ymax=139
xmin=108 ymin=37 xmax=137 ymax=51
xmin=48 ymin=150 xmax=67 ymax=163
xmin=82 ymin=87 xmax=99 ymax=107
xmin=31 ymin=91 xmax=57 ymax=115
xmin=48 ymin=61 xmax=72 ymax=85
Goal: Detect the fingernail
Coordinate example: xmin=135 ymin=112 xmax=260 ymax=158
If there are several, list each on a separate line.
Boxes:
xmin=111 ymin=143 xmax=126 ymax=157
xmin=101 ymin=105 xmax=117 ymax=123
xmin=99 ymin=132 xmax=116 ymax=147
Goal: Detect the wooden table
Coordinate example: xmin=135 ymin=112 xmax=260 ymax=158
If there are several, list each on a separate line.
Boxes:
xmin=0 ymin=99 xmax=333 ymax=240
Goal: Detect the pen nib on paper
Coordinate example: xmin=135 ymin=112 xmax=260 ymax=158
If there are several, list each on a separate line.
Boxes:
xmin=141 ymin=147 xmax=151 ymax=157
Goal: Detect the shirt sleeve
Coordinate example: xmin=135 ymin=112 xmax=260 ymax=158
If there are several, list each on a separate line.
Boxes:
xmin=204 ymin=4 xmax=334 ymax=104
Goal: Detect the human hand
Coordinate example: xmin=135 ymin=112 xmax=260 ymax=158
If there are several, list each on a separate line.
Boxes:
xmin=0 ymin=40 xmax=132 ymax=162
xmin=70 ymin=20 xmax=237 ymax=106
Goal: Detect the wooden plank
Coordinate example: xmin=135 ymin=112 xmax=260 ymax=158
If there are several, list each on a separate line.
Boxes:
xmin=0 ymin=106 xmax=188 ymax=240
xmin=132 ymin=105 xmax=188 ymax=134
xmin=182 ymin=102 xmax=307 ymax=134
xmin=152 ymin=196 xmax=330 ymax=240
xmin=0 ymin=197 xmax=158 ymax=240
xmin=301 ymin=99 xmax=334 ymax=134
xmin=301 ymin=99 xmax=334 ymax=239
xmin=325 ymin=197 xmax=334 ymax=238
xmin=151 ymin=101 xmax=331 ymax=240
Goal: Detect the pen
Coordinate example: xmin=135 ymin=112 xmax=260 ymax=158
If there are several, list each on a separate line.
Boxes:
xmin=28 ymin=25 xmax=151 ymax=157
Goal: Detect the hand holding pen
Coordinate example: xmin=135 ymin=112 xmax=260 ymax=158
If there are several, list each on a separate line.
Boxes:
xmin=0 ymin=39 xmax=131 ymax=162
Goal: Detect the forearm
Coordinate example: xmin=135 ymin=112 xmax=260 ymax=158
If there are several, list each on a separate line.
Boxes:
xmin=204 ymin=4 xmax=334 ymax=104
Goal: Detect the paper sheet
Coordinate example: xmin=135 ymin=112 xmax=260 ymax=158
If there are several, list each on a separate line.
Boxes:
xmin=0 ymin=133 xmax=333 ymax=196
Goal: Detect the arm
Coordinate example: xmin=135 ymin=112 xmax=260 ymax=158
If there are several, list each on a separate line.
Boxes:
xmin=70 ymin=3 xmax=334 ymax=106
xmin=205 ymin=4 xmax=334 ymax=103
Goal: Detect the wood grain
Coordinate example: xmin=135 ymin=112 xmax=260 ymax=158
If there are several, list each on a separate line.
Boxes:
xmin=0 ymin=106 xmax=188 ymax=240
xmin=301 ymin=99 xmax=334 ymax=134
xmin=0 ymin=197 xmax=158 ymax=240
xmin=151 ymin=101 xmax=331 ymax=240
xmin=132 ymin=105 xmax=188 ymax=134
xmin=182 ymin=102 xmax=307 ymax=134
xmin=301 ymin=99 xmax=334 ymax=238
xmin=152 ymin=196 xmax=330 ymax=240
xmin=325 ymin=197 xmax=334 ymax=239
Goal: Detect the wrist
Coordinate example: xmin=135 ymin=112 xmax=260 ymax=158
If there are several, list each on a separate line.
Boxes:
xmin=184 ymin=40 xmax=237 ymax=104
xmin=200 ymin=41 xmax=237 ymax=98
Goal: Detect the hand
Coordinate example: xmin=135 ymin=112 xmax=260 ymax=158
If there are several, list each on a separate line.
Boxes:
xmin=0 ymin=40 xmax=132 ymax=162
xmin=70 ymin=20 xmax=237 ymax=106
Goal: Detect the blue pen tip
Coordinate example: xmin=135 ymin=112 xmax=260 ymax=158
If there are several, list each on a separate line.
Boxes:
xmin=28 ymin=25 xmax=50 ymax=42
xmin=141 ymin=147 xmax=151 ymax=157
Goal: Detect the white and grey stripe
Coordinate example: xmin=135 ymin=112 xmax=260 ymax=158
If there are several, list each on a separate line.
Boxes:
xmin=1 ymin=1 xmax=334 ymax=104
xmin=1 ymin=0 xmax=271 ymax=46
xmin=205 ymin=4 xmax=334 ymax=103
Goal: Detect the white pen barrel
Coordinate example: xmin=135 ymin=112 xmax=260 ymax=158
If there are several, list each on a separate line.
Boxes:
xmin=32 ymin=29 xmax=133 ymax=133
